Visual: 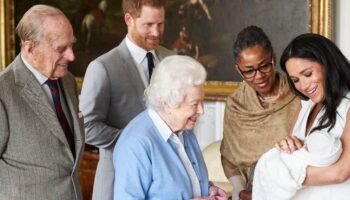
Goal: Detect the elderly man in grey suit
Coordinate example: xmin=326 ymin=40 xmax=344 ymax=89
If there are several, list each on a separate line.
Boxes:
xmin=0 ymin=5 xmax=84 ymax=200
xmin=79 ymin=0 xmax=173 ymax=199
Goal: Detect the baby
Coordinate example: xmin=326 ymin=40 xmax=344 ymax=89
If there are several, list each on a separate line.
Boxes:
xmin=253 ymin=131 xmax=342 ymax=200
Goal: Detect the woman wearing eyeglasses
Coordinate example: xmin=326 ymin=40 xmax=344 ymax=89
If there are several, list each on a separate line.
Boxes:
xmin=220 ymin=25 xmax=300 ymax=200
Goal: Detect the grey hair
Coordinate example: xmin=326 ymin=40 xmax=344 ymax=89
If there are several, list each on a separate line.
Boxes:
xmin=15 ymin=4 xmax=67 ymax=48
xmin=145 ymin=55 xmax=207 ymax=111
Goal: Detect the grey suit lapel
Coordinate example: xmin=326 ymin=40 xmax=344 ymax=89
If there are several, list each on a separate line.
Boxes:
xmin=14 ymin=56 xmax=74 ymax=161
xmin=118 ymin=40 xmax=146 ymax=106
xmin=155 ymin=47 xmax=165 ymax=60
xmin=116 ymin=40 xmax=172 ymax=108
xmin=59 ymin=77 xmax=83 ymax=161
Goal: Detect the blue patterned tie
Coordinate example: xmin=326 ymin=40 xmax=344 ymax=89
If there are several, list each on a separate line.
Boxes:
xmin=46 ymin=79 xmax=75 ymax=158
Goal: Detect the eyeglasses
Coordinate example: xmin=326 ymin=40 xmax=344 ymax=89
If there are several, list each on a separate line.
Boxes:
xmin=237 ymin=59 xmax=274 ymax=79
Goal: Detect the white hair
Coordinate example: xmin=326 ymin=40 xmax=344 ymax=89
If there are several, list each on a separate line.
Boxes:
xmin=16 ymin=4 xmax=68 ymax=47
xmin=145 ymin=55 xmax=207 ymax=111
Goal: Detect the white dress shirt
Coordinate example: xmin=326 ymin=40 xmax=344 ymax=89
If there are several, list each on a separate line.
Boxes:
xmin=125 ymin=36 xmax=160 ymax=86
xmin=148 ymin=109 xmax=202 ymax=197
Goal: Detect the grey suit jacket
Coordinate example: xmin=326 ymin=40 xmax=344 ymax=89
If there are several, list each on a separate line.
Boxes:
xmin=79 ymin=39 xmax=174 ymax=200
xmin=0 ymin=55 xmax=85 ymax=200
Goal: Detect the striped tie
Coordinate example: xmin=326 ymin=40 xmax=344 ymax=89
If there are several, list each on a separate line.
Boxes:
xmin=46 ymin=79 xmax=75 ymax=158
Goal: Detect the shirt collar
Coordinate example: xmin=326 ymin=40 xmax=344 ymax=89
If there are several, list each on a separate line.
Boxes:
xmin=148 ymin=108 xmax=183 ymax=142
xmin=21 ymin=54 xmax=49 ymax=85
xmin=125 ymin=36 xmax=157 ymax=64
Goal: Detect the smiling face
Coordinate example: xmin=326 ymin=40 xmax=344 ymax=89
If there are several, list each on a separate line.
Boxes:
xmin=164 ymin=85 xmax=204 ymax=132
xmin=125 ymin=6 xmax=164 ymax=51
xmin=286 ymin=58 xmax=325 ymax=103
xmin=29 ymin=16 xmax=75 ymax=79
xmin=236 ymin=45 xmax=277 ymax=97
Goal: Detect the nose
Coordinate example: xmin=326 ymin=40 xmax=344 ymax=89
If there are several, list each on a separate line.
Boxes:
xmin=254 ymin=69 xmax=265 ymax=79
xmin=151 ymin=27 xmax=159 ymax=37
xmin=300 ymin=78 xmax=309 ymax=91
xmin=197 ymin=102 xmax=204 ymax=115
xmin=151 ymin=24 xmax=163 ymax=37
xmin=65 ymin=47 xmax=75 ymax=61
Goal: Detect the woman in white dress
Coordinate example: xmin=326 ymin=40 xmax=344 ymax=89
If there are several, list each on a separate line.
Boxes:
xmin=253 ymin=33 xmax=350 ymax=200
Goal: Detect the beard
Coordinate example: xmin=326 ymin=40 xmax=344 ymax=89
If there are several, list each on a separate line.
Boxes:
xmin=129 ymin=27 xmax=162 ymax=51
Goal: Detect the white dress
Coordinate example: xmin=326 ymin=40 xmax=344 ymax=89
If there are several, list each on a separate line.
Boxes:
xmin=252 ymin=93 xmax=350 ymax=200
xmin=292 ymin=92 xmax=350 ymax=200
xmin=253 ymin=132 xmax=342 ymax=200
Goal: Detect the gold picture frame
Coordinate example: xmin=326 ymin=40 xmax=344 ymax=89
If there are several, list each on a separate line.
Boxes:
xmin=1 ymin=0 xmax=333 ymax=101
xmin=1 ymin=0 xmax=15 ymax=70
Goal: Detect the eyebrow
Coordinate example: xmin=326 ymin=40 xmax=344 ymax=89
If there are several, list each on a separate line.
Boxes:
xmin=289 ymin=67 xmax=313 ymax=79
xmin=241 ymin=59 xmax=270 ymax=69
xmin=298 ymin=66 xmax=313 ymax=75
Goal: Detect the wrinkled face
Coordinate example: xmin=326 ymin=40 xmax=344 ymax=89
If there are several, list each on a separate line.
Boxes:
xmin=236 ymin=45 xmax=276 ymax=97
xmin=286 ymin=58 xmax=325 ymax=103
xmin=165 ymin=85 xmax=204 ymax=132
xmin=125 ymin=6 xmax=165 ymax=51
xmin=30 ymin=17 xmax=75 ymax=79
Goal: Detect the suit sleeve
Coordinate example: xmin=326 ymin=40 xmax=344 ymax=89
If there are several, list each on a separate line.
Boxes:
xmin=0 ymin=100 xmax=9 ymax=156
xmin=113 ymin=134 xmax=152 ymax=200
xmin=79 ymin=60 xmax=120 ymax=148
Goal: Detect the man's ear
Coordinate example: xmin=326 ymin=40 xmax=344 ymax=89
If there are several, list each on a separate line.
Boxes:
xmin=22 ymin=40 xmax=35 ymax=54
xmin=124 ymin=13 xmax=133 ymax=26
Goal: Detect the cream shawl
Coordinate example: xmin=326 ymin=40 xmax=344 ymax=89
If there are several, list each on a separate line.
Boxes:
xmin=220 ymin=73 xmax=300 ymax=181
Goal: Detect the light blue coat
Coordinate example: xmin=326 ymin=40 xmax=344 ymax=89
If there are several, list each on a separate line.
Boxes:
xmin=113 ymin=110 xmax=209 ymax=200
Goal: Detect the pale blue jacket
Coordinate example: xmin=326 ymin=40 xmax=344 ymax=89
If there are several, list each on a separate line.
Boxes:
xmin=113 ymin=109 xmax=209 ymax=200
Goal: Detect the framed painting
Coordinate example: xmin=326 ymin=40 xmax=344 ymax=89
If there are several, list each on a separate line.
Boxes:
xmin=1 ymin=0 xmax=332 ymax=100
xmin=1 ymin=0 xmax=125 ymax=77
xmin=163 ymin=0 xmax=333 ymax=101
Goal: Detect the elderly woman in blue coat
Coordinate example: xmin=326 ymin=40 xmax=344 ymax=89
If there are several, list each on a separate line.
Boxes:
xmin=113 ymin=55 xmax=227 ymax=200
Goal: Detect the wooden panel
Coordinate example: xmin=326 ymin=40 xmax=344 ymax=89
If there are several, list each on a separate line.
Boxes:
xmin=78 ymin=150 xmax=99 ymax=200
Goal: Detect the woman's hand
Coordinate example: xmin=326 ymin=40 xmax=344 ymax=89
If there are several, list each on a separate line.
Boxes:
xmin=209 ymin=185 xmax=227 ymax=200
xmin=239 ymin=190 xmax=252 ymax=200
xmin=229 ymin=175 xmax=245 ymax=200
xmin=191 ymin=186 xmax=228 ymax=200
xmin=275 ymin=135 xmax=303 ymax=153
xmin=191 ymin=197 xmax=215 ymax=200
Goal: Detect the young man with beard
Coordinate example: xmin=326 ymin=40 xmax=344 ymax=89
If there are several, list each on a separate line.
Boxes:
xmin=79 ymin=0 xmax=173 ymax=200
